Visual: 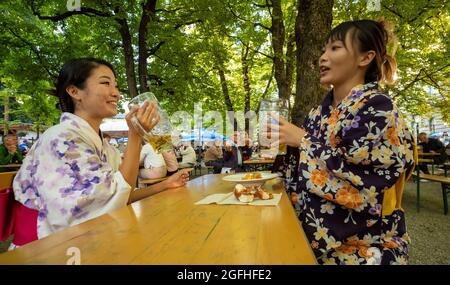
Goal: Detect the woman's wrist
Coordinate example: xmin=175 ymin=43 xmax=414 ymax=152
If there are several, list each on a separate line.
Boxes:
xmin=127 ymin=133 xmax=143 ymax=147
xmin=288 ymin=126 xmax=306 ymax=148
xmin=298 ymin=128 xmax=308 ymax=149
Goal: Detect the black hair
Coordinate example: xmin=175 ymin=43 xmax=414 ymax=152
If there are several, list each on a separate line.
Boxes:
xmin=52 ymin=58 xmax=116 ymax=113
xmin=325 ymin=19 xmax=397 ymax=85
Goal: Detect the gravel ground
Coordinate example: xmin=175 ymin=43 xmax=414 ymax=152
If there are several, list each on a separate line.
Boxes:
xmin=403 ymin=179 xmax=450 ymax=265
xmin=1 ymin=175 xmax=449 ymax=264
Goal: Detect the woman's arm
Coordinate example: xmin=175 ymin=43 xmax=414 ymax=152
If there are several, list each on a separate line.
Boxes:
xmin=119 ymin=102 xmax=158 ymax=192
xmin=276 ymin=95 xmax=415 ymax=211
xmin=128 ymin=169 xmax=190 ymax=204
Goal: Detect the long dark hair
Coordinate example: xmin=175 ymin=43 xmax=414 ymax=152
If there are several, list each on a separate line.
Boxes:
xmin=52 ymin=58 xmax=116 ymax=113
xmin=326 ymin=19 xmax=397 ymax=85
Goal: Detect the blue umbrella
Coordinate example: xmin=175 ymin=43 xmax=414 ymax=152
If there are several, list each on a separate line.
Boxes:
xmin=430 ymin=132 xmax=443 ymax=139
xmin=180 ymin=129 xmax=228 ymax=142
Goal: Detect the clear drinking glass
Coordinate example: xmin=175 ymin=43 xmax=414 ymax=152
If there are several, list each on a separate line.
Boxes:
xmin=259 ymin=98 xmax=289 ymax=155
xmin=128 ymin=92 xmax=174 ymax=153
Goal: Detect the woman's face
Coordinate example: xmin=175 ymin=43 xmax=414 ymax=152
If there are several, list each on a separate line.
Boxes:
xmin=319 ymin=32 xmax=362 ymax=87
xmin=74 ymin=65 xmax=120 ymax=120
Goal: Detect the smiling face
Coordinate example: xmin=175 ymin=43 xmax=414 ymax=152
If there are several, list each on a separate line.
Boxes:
xmin=319 ymin=31 xmax=363 ymax=87
xmin=68 ymin=65 xmax=120 ymax=122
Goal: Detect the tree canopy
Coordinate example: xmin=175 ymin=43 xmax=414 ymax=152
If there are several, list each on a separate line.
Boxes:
xmin=1 ymin=0 xmax=448 ymax=135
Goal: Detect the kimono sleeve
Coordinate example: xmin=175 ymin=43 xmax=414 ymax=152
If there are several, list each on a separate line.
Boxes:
xmin=16 ymin=132 xmax=132 ymax=233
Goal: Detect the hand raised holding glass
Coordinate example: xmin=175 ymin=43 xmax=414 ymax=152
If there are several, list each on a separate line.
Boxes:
xmin=259 ymin=98 xmax=289 ymax=155
xmin=265 ymin=114 xmax=306 ymax=148
xmin=128 ymin=92 xmax=174 ymax=153
xmin=126 ymin=100 xmax=160 ymax=138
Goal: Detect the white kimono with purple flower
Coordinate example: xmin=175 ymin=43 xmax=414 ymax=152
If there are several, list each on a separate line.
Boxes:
xmin=13 ymin=112 xmax=131 ymax=240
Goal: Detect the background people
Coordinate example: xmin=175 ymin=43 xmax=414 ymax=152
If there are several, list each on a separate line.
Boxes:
xmin=0 ymin=130 xmax=24 ymax=172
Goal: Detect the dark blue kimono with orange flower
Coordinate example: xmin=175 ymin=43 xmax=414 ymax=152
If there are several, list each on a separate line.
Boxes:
xmin=273 ymin=82 xmax=415 ymax=265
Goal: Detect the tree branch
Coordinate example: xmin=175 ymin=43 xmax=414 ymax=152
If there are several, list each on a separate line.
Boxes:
xmin=155 ymin=7 xmax=183 ymax=13
xmin=7 ymin=27 xmax=55 ymax=78
xmin=237 ymin=37 xmax=273 ymax=60
xmin=153 ymin=54 xmax=179 ymax=68
xmin=148 ymin=41 xmax=166 ymax=55
xmin=31 ymin=3 xmax=112 ymax=22
xmin=227 ymin=2 xmax=272 ymax=32
xmin=381 ymin=4 xmax=404 ymax=19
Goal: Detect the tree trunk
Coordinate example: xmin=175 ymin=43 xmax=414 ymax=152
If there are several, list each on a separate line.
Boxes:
xmin=242 ymin=45 xmax=251 ymax=133
xmin=271 ymin=0 xmax=287 ymax=100
xmin=116 ymin=18 xmax=138 ymax=99
xmin=285 ymin=34 xmax=295 ymax=113
xmin=138 ymin=0 xmax=157 ymax=93
xmin=3 ymin=93 xmax=9 ymax=135
xmin=218 ymin=68 xmax=237 ymax=131
xmin=293 ymin=0 xmax=333 ymax=126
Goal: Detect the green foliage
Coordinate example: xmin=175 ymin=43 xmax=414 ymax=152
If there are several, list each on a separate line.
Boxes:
xmin=333 ymin=0 xmax=450 ymax=123
xmin=0 ymin=0 xmax=448 ymax=129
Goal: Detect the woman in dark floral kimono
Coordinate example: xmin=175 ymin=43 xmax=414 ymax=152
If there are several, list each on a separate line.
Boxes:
xmin=270 ymin=20 xmax=415 ymax=265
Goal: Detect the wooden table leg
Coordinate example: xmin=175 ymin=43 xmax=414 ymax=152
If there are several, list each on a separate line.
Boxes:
xmin=442 ymin=184 xmax=449 ymax=215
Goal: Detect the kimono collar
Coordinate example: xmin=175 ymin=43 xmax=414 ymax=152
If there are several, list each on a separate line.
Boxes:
xmin=60 ymin=112 xmax=104 ymax=149
xmin=323 ymin=81 xmax=379 ymax=111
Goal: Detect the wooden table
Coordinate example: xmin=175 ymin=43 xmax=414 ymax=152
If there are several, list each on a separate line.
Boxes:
xmin=418 ymin=152 xmax=441 ymax=157
xmin=0 ymin=174 xmax=316 ymax=265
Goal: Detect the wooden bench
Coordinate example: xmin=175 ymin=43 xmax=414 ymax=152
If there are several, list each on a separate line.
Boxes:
xmin=205 ymin=165 xmax=214 ymax=174
xmin=418 ymin=158 xmax=435 ymax=174
xmin=412 ymin=172 xmax=450 ymax=215
xmin=441 ymin=162 xmax=450 ymax=177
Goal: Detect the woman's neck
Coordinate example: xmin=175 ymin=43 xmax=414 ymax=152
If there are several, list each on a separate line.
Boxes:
xmin=332 ymin=76 xmax=365 ymax=108
xmin=74 ymin=110 xmax=102 ymax=135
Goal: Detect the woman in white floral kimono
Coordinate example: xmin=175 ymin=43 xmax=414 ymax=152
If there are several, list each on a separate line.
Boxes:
xmin=271 ymin=20 xmax=415 ymax=264
xmin=12 ymin=58 xmax=190 ymax=247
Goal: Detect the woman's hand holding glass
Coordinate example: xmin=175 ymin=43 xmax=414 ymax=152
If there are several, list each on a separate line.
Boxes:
xmin=265 ymin=114 xmax=306 ymax=148
xmin=128 ymin=92 xmax=174 ymax=153
xmin=126 ymin=100 xmax=160 ymax=139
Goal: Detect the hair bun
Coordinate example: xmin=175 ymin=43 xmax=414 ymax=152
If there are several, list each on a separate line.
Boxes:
xmin=377 ymin=17 xmax=398 ymax=57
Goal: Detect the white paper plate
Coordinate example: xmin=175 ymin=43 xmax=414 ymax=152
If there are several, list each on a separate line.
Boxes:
xmin=222 ymin=172 xmax=279 ymax=184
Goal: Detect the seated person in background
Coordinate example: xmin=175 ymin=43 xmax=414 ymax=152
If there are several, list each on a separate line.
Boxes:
xmin=240 ymin=133 xmax=253 ymax=161
xmin=222 ymin=132 xmax=244 ymax=173
xmin=103 ymin=133 xmax=112 ymax=144
xmin=204 ymin=140 xmax=224 ymax=174
xmin=178 ymin=142 xmax=197 ymax=168
xmin=0 ymin=130 xmax=24 ymax=172
xmin=418 ymin=132 xmax=447 ymax=174
xmin=18 ymin=140 xmax=29 ymax=156
xmin=139 ymin=143 xmax=167 ymax=179
xmin=441 ymin=131 xmax=449 ymax=147
xmin=139 ymin=143 xmax=179 ymax=179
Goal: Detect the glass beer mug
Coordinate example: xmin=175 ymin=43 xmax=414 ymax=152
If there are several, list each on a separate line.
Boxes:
xmin=128 ymin=92 xmax=174 ymax=153
xmin=259 ymin=98 xmax=289 ymax=155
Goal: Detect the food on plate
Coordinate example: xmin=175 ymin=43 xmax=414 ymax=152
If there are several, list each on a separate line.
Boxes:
xmin=242 ymin=172 xmax=262 ymax=180
xmin=234 ymin=183 xmax=273 ymax=203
